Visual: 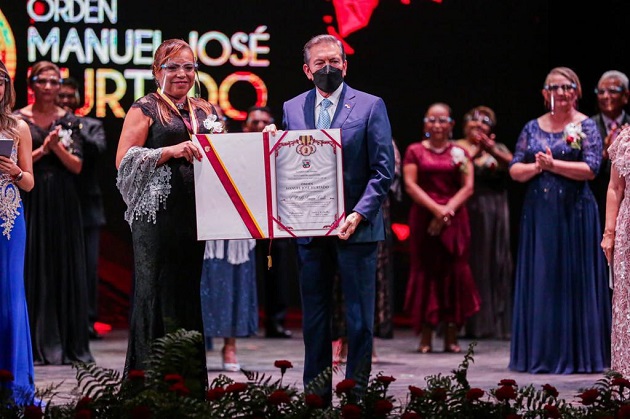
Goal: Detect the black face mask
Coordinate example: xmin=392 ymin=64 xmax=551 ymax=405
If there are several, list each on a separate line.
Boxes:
xmin=312 ymin=65 xmax=343 ymax=93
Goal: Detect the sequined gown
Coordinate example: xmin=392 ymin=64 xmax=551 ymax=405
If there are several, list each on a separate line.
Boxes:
xmin=0 ymin=137 xmax=35 ymax=403
xmin=403 ymin=142 xmax=480 ymax=333
xmin=509 ymin=118 xmax=611 ymax=374
xmin=608 ymin=128 xmax=630 ymax=377
xmin=122 ymin=94 xmax=215 ymax=393
xmin=17 ymin=111 xmax=94 ymax=365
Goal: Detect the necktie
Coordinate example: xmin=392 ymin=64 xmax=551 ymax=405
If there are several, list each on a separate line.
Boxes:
xmin=317 ymin=98 xmax=332 ymax=129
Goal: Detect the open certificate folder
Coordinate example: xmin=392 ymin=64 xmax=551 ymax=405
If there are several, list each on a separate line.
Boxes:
xmin=193 ymin=129 xmax=345 ymax=240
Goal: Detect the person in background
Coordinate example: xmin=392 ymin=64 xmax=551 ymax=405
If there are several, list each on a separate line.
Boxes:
xmin=509 ymin=66 xmax=610 ymax=374
xmin=0 ymin=59 xmax=36 ymax=404
xmin=264 ymin=34 xmax=394 ymax=404
xmin=115 ymin=39 xmax=220 ymax=396
xmin=403 ymin=102 xmax=479 ymax=355
xmin=248 ymin=106 xmax=297 ymax=339
xmin=57 ymin=77 xmax=108 ymax=340
xmin=455 ymin=106 xmax=513 ymax=340
xmin=601 ymin=126 xmax=630 ymax=378
xmin=589 ymin=70 xmax=630 ymax=232
xmin=15 ymin=60 xmax=93 ymax=365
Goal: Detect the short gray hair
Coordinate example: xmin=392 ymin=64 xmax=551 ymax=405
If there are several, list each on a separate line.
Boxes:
xmin=598 ymin=70 xmax=629 ymax=90
xmin=303 ymin=34 xmax=345 ymax=65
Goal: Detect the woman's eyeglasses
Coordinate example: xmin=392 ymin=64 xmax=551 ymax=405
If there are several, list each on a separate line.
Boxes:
xmin=465 ymin=114 xmax=493 ymax=127
xmin=424 ymin=116 xmax=453 ymax=124
xmin=160 ymin=62 xmax=198 ymax=73
xmin=32 ymin=76 xmax=62 ymax=86
xmin=544 ymin=83 xmax=577 ymax=93
xmin=594 ymin=86 xmax=625 ymax=96
xmin=0 ymin=76 xmax=9 ymax=87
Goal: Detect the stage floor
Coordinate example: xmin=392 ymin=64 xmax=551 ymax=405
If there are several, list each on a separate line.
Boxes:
xmin=34 ymin=327 xmax=603 ymax=407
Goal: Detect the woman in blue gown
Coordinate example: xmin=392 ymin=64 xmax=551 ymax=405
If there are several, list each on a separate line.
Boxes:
xmin=509 ymin=67 xmax=611 ymax=374
xmin=0 ymin=60 xmax=36 ymax=404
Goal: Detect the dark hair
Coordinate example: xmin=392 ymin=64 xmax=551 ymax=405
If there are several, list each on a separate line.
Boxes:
xmin=61 ymin=76 xmax=80 ymax=90
xmin=246 ymin=105 xmax=273 ymax=117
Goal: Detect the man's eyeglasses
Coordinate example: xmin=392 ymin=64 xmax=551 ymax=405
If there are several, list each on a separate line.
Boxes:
xmin=424 ymin=116 xmax=453 ymax=124
xmin=544 ymin=83 xmax=577 ymax=93
xmin=465 ymin=114 xmax=493 ymax=127
xmin=160 ymin=62 xmax=198 ymax=73
xmin=32 ymin=76 xmax=62 ymax=86
xmin=594 ymin=86 xmax=625 ymax=96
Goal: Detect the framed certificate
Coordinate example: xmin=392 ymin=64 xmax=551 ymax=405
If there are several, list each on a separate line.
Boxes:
xmin=193 ymin=129 xmax=345 ymax=240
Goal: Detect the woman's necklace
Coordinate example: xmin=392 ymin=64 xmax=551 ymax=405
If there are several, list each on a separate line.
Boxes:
xmin=175 ymin=102 xmax=186 ymax=110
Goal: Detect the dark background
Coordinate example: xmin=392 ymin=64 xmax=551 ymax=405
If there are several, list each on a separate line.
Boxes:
xmin=2 ymin=0 xmax=629 ymax=321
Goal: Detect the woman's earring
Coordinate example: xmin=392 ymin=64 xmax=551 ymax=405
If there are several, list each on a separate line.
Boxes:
xmin=424 ymin=131 xmax=431 ymax=138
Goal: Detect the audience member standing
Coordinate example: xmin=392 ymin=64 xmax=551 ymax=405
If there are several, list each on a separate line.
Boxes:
xmin=116 ymin=39 xmax=219 ymax=396
xmin=15 ymin=61 xmax=93 ymax=365
xmin=264 ymin=34 xmax=394 ymax=403
xmin=589 ymin=70 xmax=630 ymax=231
xmin=455 ymin=106 xmax=513 ymax=340
xmin=601 ymin=126 xmax=630 ymax=378
xmin=0 ymin=59 xmax=36 ymax=404
xmin=247 ymin=106 xmax=296 ymax=339
xmin=403 ymin=102 xmax=479 ymax=354
xmin=509 ymin=67 xmax=611 ymax=374
xmin=58 ymin=77 xmax=108 ymax=340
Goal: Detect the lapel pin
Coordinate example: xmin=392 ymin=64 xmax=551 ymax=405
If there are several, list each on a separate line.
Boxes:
xmin=344 ymin=103 xmax=351 ymax=109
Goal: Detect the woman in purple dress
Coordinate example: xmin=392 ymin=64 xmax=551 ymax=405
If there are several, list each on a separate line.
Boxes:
xmin=509 ymin=67 xmax=611 ymax=374
xmin=403 ymin=102 xmax=480 ymax=354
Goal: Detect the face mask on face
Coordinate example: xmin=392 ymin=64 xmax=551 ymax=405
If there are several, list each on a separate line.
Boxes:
xmin=312 ymin=65 xmax=343 ymax=93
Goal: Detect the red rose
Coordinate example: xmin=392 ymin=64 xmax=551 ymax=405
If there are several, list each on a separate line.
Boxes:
xmin=335 ymin=378 xmax=357 ymax=394
xmin=225 ymin=382 xmax=248 ymax=393
xmin=163 ymin=373 xmax=183 ymax=384
xmin=498 ymin=379 xmax=517 ymax=386
xmin=408 ymin=385 xmax=425 ymax=398
xmin=401 ymin=413 xmax=421 ymax=419
xmin=374 ymin=399 xmax=394 ymax=415
xmin=274 ymin=360 xmax=293 ymax=375
xmin=495 ymin=385 xmax=517 ymax=401
xmin=542 ymin=384 xmax=558 ymax=398
xmin=128 ymin=370 xmax=145 ymax=381
xmin=578 ymin=388 xmax=599 ymax=405
xmin=612 ymin=377 xmax=630 ymax=388
xmin=430 ymin=388 xmax=447 ymax=402
xmin=206 ymin=387 xmax=226 ymax=401
xmin=268 ymin=389 xmax=291 ymax=405
xmin=168 ymin=382 xmax=190 ymax=397
xmin=543 ymin=404 xmax=561 ymax=418
xmin=130 ymin=405 xmax=153 ymax=419
xmin=466 ymin=388 xmax=484 ymax=401
xmin=376 ymin=375 xmax=396 ymax=385
xmin=305 ymin=394 xmax=325 ymax=409
xmin=0 ymin=369 xmax=14 ymax=382
xmin=76 ymin=396 xmax=92 ymax=410
xmin=24 ymin=405 xmax=44 ymax=419
xmin=341 ymin=403 xmax=362 ymax=419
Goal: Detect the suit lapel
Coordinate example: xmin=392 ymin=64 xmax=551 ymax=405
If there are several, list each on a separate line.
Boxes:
xmin=331 ymin=84 xmax=354 ymax=129
xmin=304 ymin=89 xmax=317 ymax=129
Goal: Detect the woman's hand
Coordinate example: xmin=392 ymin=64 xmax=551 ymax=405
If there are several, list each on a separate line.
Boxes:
xmin=0 ymin=155 xmax=21 ymax=178
xmin=167 ymin=141 xmax=202 ymax=163
xmin=535 ymin=147 xmax=554 ymax=171
xmin=42 ymin=125 xmax=62 ymax=154
xmin=601 ymin=231 xmax=614 ymax=263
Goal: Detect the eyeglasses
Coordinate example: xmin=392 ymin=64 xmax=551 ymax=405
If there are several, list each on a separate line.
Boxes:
xmin=0 ymin=76 xmax=9 ymax=87
xmin=465 ymin=114 xmax=493 ymax=127
xmin=544 ymin=83 xmax=577 ymax=93
xmin=32 ymin=76 xmax=62 ymax=86
xmin=594 ymin=86 xmax=625 ymax=96
xmin=160 ymin=62 xmax=198 ymax=73
xmin=424 ymin=116 xmax=453 ymax=124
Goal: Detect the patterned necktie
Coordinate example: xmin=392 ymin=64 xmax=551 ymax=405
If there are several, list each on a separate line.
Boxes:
xmin=316 ymin=98 xmax=332 ymax=129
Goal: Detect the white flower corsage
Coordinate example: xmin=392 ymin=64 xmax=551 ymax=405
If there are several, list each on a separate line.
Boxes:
xmin=451 ymin=146 xmax=468 ymax=174
xmin=58 ymin=128 xmax=73 ymax=149
xmin=563 ymin=122 xmax=586 ymax=150
xmin=203 ymin=114 xmax=224 ymax=133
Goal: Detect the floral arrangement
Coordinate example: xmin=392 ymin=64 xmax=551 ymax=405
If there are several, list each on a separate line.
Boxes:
xmin=2 ymin=330 xmax=630 ymax=418
xmin=203 ymin=114 xmax=224 ymax=133
xmin=451 ymin=146 xmax=468 ymax=174
xmin=563 ymin=122 xmax=586 ymax=150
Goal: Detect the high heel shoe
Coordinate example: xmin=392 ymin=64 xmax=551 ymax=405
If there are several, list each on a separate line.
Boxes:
xmin=444 ymin=323 xmax=462 ymax=353
xmin=417 ymin=324 xmax=433 ymax=354
xmin=222 ymin=345 xmax=240 ymax=372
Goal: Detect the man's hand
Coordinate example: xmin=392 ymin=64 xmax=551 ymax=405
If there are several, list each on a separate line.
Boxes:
xmin=338 ymin=211 xmax=364 ymax=240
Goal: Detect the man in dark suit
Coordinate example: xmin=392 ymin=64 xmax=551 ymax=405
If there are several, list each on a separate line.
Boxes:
xmin=265 ymin=34 xmax=394 ymax=403
xmin=244 ymin=105 xmax=296 ymax=339
xmin=589 ymin=70 xmax=630 ymax=231
xmin=58 ymin=77 xmax=108 ymax=339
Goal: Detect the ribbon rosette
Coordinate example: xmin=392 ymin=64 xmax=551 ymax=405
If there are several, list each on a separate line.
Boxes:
xmin=451 ymin=146 xmax=468 ymax=174
xmin=563 ymin=122 xmax=586 ymax=150
xmin=58 ymin=128 xmax=74 ymax=149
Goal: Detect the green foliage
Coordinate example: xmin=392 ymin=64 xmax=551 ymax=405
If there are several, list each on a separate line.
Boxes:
xmin=2 ymin=333 xmax=630 ymax=418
